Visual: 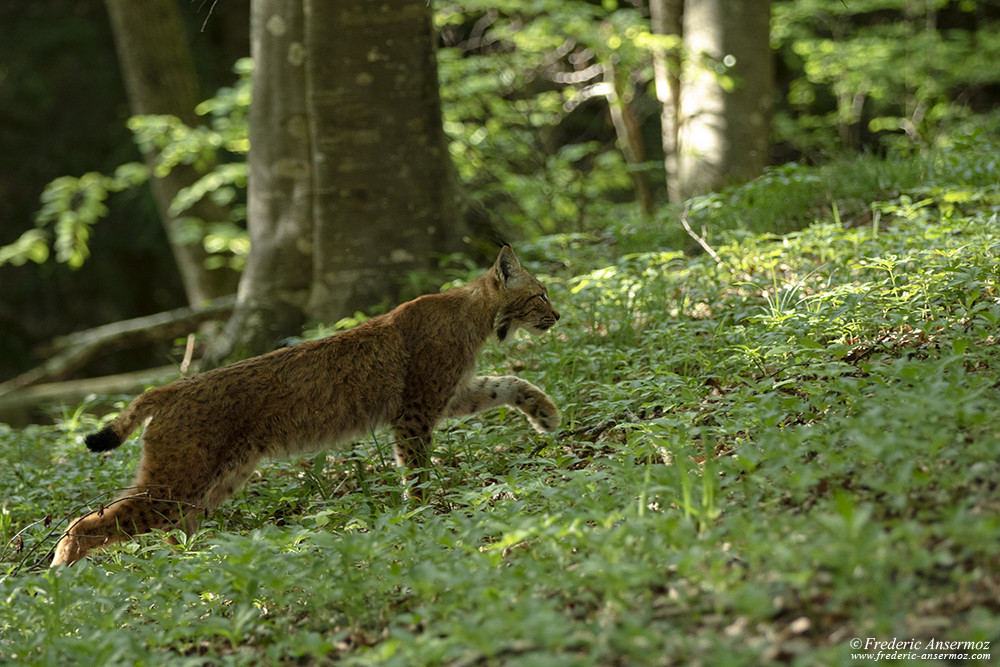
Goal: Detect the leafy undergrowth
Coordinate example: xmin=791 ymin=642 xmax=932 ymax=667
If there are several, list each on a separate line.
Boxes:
xmin=2 ymin=154 xmax=1000 ymax=665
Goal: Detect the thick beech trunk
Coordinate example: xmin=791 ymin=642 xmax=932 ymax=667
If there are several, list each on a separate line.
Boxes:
xmin=304 ymin=0 xmax=463 ymax=321
xmin=216 ymin=0 xmax=466 ymax=359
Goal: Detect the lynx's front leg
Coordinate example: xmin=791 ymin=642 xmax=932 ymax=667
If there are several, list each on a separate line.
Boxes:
xmin=446 ymin=376 xmax=560 ymax=432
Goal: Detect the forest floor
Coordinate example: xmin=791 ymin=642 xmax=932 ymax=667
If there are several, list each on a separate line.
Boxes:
xmin=2 ymin=145 xmax=999 ymax=665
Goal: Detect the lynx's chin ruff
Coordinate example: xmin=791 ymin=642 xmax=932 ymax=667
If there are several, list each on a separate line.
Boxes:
xmin=51 ymin=245 xmax=560 ymax=567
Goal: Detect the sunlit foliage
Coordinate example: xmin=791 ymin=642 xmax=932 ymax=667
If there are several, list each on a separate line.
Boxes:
xmin=2 ymin=143 xmax=998 ymax=663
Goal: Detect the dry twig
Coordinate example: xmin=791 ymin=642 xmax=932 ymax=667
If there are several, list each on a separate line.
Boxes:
xmin=679 ymin=204 xmax=724 ymax=266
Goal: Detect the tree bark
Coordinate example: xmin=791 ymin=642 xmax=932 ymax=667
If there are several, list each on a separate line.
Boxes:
xmin=216 ymin=0 xmax=467 ymax=359
xmin=303 ymin=0 xmax=464 ymax=321
xmin=215 ymin=0 xmax=315 ymax=357
xmin=104 ymin=0 xmax=239 ymax=305
xmin=676 ymin=0 xmax=772 ymax=199
xmin=649 ymin=0 xmax=683 ymax=203
xmin=602 ymin=62 xmax=654 ymax=216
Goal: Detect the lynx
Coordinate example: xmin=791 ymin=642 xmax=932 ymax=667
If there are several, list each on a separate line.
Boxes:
xmin=51 ymin=245 xmax=560 ymax=566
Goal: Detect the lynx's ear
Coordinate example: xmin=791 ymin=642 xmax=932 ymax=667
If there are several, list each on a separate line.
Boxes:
xmin=494 ymin=245 xmax=523 ymax=286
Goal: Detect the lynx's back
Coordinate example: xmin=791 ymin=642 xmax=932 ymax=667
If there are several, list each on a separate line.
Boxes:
xmin=151 ymin=317 xmax=411 ymax=457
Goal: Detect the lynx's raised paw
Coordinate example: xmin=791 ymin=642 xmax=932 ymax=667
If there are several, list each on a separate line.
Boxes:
xmin=517 ymin=387 xmax=561 ymax=433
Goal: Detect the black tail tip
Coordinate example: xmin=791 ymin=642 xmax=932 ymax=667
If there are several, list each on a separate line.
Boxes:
xmin=84 ymin=426 xmax=123 ymax=453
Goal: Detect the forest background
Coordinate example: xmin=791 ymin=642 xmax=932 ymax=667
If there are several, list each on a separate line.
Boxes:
xmin=2 ymin=0 xmax=998 ymax=387
xmin=1 ymin=1 xmax=999 ymax=664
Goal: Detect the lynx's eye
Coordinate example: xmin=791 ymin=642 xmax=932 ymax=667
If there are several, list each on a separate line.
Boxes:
xmin=535 ymin=293 xmax=549 ymax=304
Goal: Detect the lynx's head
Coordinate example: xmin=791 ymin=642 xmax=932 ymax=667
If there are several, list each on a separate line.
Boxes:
xmin=490 ymin=245 xmax=560 ymax=342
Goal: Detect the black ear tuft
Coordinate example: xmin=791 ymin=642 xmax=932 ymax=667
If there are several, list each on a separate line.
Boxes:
xmin=496 ymin=244 xmax=520 ymax=284
xmin=493 ymin=236 xmax=510 ymax=249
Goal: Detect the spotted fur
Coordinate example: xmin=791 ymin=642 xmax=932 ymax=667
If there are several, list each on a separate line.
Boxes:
xmin=51 ymin=246 xmax=560 ymax=566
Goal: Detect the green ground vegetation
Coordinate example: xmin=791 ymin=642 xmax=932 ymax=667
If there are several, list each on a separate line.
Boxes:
xmin=1 ymin=144 xmax=998 ymax=665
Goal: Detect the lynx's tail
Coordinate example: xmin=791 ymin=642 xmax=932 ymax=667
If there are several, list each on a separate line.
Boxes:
xmin=85 ymin=385 xmax=172 ymax=452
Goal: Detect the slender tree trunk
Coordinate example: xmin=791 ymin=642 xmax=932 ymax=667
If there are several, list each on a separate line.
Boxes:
xmin=649 ymin=0 xmax=683 ymax=203
xmin=304 ymin=0 xmax=464 ymax=321
xmin=676 ymin=0 xmax=772 ymax=199
xmin=214 ymin=0 xmax=314 ymax=358
xmin=602 ymin=62 xmax=654 ymax=217
xmin=104 ymin=0 xmax=238 ymax=305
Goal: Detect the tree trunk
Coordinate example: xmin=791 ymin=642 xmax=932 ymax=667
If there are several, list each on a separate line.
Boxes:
xmin=216 ymin=0 xmax=466 ymax=359
xmin=304 ymin=0 xmax=463 ymax=321
xmin=214 ymin=0 xmax=314 ymax=358
xmin=104 ymin=0 xmax=239 ymax=305
xmin=602 ymin=62 xmax=654 ymax=217
xmin=676 ymin=0 xmax=772 ymax=199
xmin=649 ymin=0 xmax=683 ymax=203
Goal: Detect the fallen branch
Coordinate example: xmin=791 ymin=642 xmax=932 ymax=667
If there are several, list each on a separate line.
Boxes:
xmin=0 ymin=294 xmax=235 ymax=397
xmin=0 ymin=364 xmax=178 ymax=427
xmin=679 ymin=204 xmax=724 ymax=266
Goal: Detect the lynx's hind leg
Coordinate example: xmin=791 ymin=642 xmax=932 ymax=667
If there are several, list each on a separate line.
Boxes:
xmin=51 ymin=432 xmax=229 ymax=567
xmin=446 ymin=375 xmax=560 ymax=433
xmin=51 ymin=489 xmax=197 ymax=566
